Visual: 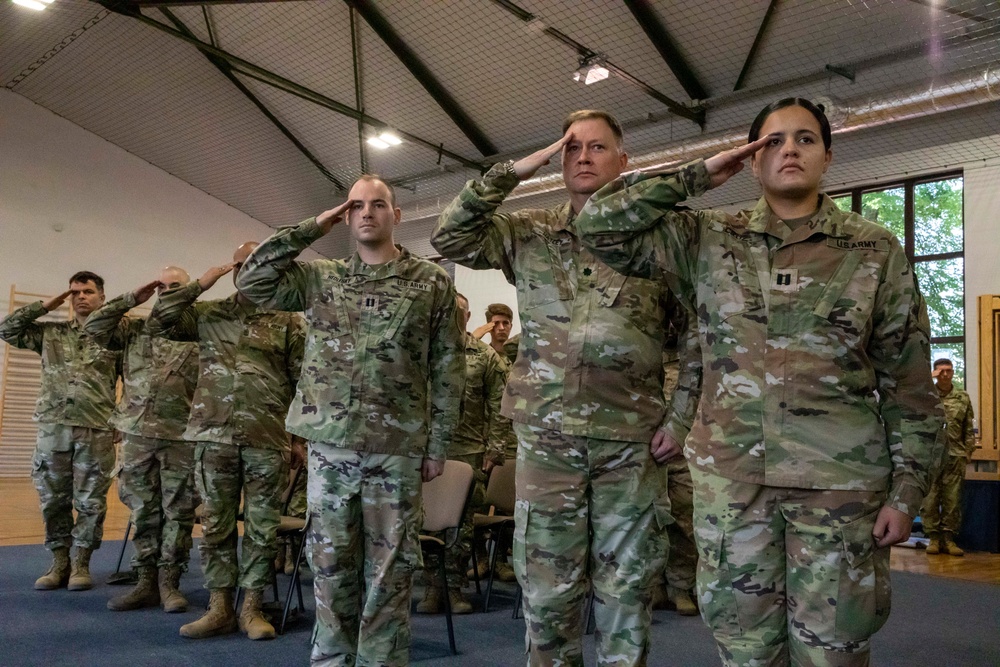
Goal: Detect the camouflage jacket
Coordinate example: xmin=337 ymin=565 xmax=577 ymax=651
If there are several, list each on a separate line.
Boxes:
xmin=454 ymin=333 xmax=507 ymax=463
xmin=938 ymin=385 xmax=975 ymax=458
xmin=83 ymin=292 xmax=198 ymax=441
xmin=146 ymin=284 xmax=305 ymax=450
xmin=235 ymin=218 xmax=465 ymax=461
xmin=432 ymin=162 xmax=676 ymax=443
xmin=576 ymin=159 xmax=945 ymax=516
xmin=0 ymin=301 xmax=121 ymax=430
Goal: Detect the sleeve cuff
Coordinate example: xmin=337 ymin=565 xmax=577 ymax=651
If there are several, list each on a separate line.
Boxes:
xmin=482 ymin=161 xmax=520 ymax=194
xmin=885 ymin=480 xmax=925 ymax=517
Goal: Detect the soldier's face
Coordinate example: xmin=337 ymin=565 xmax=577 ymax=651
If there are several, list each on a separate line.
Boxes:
xmin=346 ymin=179 xmax=400 ymax=246
xmin=489 ymin=315 xmax=511 ymax=344
xmin=232 ymin=242 xmax=257 ymax=288
xmin=69 ymin=280 xmax=104 ymax=317
xmin=561 ymin=119 xmax=628 ymax=198
xmin=157 ymin=267 xmax=189 ymax=295
xmin=750 ymin=105 xmax=832 ymax=201
xmin=935 ymin=365 xmax=954 ymax=384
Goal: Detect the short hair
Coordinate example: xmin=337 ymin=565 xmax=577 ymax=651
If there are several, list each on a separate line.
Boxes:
xmin=456 ymin=292 xmax=469 ymax=308
xmin=748 ymin=98 xmax=832 ymax=151
xmin=562 ymin=110 xmax=624 ymax=148
xmin=485 ymin=303 xmax=513 ymax=321
xmin=69 ymin=271 xmax=104 ymax=292
xmin=351 ymin=174 xmax=397 ymax=208
xmin=933 ymin=358 xmax=954 ymax=369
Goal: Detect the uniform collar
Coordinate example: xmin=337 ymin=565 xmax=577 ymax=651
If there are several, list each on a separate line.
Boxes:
xmin=552 ymin=202 xmax=575 ymax=233
xmin=347 ymin=245 xmax=409 ymax=277
xmin=464 ymin=332 xmax=481 ymax=351
xmin=746 ymin=193 xmax=849 ymax=244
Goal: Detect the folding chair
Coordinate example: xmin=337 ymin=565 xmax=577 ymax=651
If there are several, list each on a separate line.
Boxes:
xmin=470 ymin=461 xmax=517 ymax=612
xmin=419 ymin=460 xmax=475 ymax=655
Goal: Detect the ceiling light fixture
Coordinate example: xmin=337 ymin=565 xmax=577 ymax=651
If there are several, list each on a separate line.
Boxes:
xmin=366 ymin=131 xmax=403 ymax=150
xmin=13 ymin=0 xmax=48 ymax=10
xmin=366 ymin=136 xmax=390 ymax=149
xmin=573 ymin=56 xmax=610 ymax=85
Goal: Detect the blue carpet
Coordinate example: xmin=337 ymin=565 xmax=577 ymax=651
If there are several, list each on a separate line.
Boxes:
xmin=0 ymin=541 xmax=997 ymax=666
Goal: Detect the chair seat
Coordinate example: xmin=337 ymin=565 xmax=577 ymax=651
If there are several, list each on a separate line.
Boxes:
xmin=473 ymin=514 xmax=514 ymax=528
xmin=277 ymin=516 xmax=306 ymax=533
xmin=419 ymin=534 xmax=446 ymax=547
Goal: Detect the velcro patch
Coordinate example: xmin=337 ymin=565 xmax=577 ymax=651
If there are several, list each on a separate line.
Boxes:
xmin=394 ymin=279 xmax=431 ymax=292
xmin=771 ymin=267 xmax=799 ymax=292
xmin=827 ymin=238 xmax=890 ymax=252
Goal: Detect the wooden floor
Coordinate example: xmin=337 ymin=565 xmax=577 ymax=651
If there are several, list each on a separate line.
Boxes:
xmin=1 ymin=478 xmax=998 ymax=585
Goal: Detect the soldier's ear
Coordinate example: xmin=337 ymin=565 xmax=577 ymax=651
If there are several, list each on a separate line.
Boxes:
xmin=393 ymin=207 xmax=402 ymax=226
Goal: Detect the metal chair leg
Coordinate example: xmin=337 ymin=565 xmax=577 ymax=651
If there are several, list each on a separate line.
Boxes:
xmin=280 ymin=516 xmax=311 ymax=635
xmin=114 ymin=521 xmax=133 ymax=574
xmin=512 ymin=585 xmax=522 ymax=619
xmin=483 ymin=529 xmax=502 ymax=613
xmin=584 ymin=589 xmax=596 ymax=635
xmin=439 ymin=547 xmax=456 ymax=655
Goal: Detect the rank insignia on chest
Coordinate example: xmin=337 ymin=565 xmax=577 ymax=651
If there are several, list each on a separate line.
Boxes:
xmin=363 ymin=295 xmax=380 ymax=311
xmin=771 ymin=268 xmax=799 ymax=292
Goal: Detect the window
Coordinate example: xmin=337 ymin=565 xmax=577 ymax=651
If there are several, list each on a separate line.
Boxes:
xmin=830 ymin=173 xmax=965 ymax=384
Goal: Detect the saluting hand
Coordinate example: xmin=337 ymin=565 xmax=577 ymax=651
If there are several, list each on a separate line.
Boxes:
xmin=317 ymin=200 xmax=356 ymax=235
xmin=472 ymin=321 xmax=495 ymax=340
xmin=132 ymin=279 xmax=161 ymax=305
xmin=703 ymin=134 xmax=774 ymax=190
xmin=198 ymin=262 xmax=236 ymax=291
xmin=512 ymin=131 xmax=574 ymax=180
xmin=43 ymin=289 xmax=75 ymax=313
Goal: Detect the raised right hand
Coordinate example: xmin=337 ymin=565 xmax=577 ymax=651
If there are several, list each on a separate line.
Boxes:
xmin=198 ymin=263 xmax=236 ymax=291
xmin=471 ymin=321 xmax=495 ymax=340
xmin=132 ymin=279 xmax=161 ymax=305
xmin=703 ymin=134 xmax=774 ymax=190
xmin=43 ymin=289 xmax=74 ymax=313
xmin=317 ymin=199 xmax=356 ymax=235
xmin=512 ymin=130 xmax=574 ymax=180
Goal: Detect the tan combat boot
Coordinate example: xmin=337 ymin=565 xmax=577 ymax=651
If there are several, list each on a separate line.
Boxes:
xmin=284 ymin=540 xmax=299 ymax=576
xmin=238 ymin=588 xmax=276 ymax=640
xmin=34 ymin=547 xmax=70 ymax=590
xmin=416 ymin=583 xmax=442 ymax=613
xmin=159 ymin=565 xmax=189 ymax=613
xmin=651 ymin=584 xmax=669 ymax=610
xmin=925 ymin=533 xmax=942 ymax=555
xmin=68 ymin=547 xmax=94 ymax=591
xmin=273 ymin=543 xmax=286 ymax=574
xmin=179 ymin=588 xmax=238 ymax=639
xmin=107 ymin=566 xmax=160 ymax=610
xmin=466 ymin=557 xmax=489 ymax=581
xmin=494 ymin=560 xmax=517 ymax=583
xmin=943 ymin=535 xmax=965 ymax=557
xmin=448 ymin=588 xmax=473 ymax=615
xmin=668 ymin=586 xmax=699 ymax=616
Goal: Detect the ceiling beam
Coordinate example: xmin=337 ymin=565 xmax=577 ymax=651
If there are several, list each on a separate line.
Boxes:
xmin=621 ymin=0 xmax=707 ymax=101
xmin=344 ymin=0 xmax=498 ymax=157
xmin=733 ymin=0 xmax=778 ymax=92
xmin=489 ymin=0 xmax=703 ymax=127
xmin=92 ymin=1 xmax=486 ymax=171
xmin=158 ymin=7 xmax=345 ymax=190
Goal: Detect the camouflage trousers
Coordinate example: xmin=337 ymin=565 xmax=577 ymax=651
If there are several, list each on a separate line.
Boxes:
xmin=513 ymin=424 xmax=669 ymax=667
xmin=920 ymin=454 xmax=967 ymax=537
xmin=307 ymin=445 xmax=423 ymax=667
xmin=423 ymin=452 xmax=487 ymax=589
xmin=665 ymin=457 xmax=696 ymax=591
xmin=118 ymin=433 xmax=196 ymax=569
xmin=194 ymin=442 xmax=287 ymax=590
xmin=691 ymin=468 xmax=891 ymax=667
xmin=31 ymin=423 xmax=115 ymax=552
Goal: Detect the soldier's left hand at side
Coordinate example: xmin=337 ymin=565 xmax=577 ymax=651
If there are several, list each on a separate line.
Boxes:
xmin=421 ymin=458 xmax=444 ymax=482
xmin=872 ymin=505 xmax=913 ymax=547
xmin=650 ymin=429 xmax=682 ymax=464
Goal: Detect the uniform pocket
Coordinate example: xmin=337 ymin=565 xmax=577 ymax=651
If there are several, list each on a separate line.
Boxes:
xmin=696 ymin=526 xmax=743 ymax=638
xmin=835 ymin=509 xmax=891 ymax=641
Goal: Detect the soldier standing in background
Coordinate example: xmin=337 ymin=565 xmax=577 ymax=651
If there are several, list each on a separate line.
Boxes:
xmin=433 ymin=110 xmax=676 ymax=667
xmin=0 ymin=271 xmax=121 ymax=592
xmin=418 ymin=292 xmax=507 ymax=615
xmin=147 ymin=245 xmax=305 ymax=641
xmin=237 ymin=174 xmax=465 ymax=667
xmin=577 ymin=98 xmax=944 ymax=666
xmin=84 ymin=266 xmax=200 ymax=613
xmin=923 ymin=358 xmax=976 ymax=556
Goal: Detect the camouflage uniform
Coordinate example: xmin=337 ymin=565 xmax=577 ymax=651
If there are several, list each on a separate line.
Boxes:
xmin=921 ymin=386 xmax=975 ymax=540
xmin=0 ymin=302 xmax=121 ymax=553
xmin=576 ymin=159 xmax=945 ymax=666
xmin=662 ymin=357 xmax=697 ymax=595
xmin=424 ymin=333 xmax=507 ymax=590
xmin=499 ymin=335 xmax=520 ymax=460
xmin=84 ymin=292 xmax=199 ymax=570
xmin=236 ymin=218 xmax=465 ymax=667
xmin=433 ymin=162 xmax=674 ymax=667
xmin=146 ymin=284 xmax=304 ymax=591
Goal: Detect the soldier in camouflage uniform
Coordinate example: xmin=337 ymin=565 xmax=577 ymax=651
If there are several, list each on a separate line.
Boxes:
xmin=146 ymin=245 xmax=306 ymax=641
xmin=0 ymin=271 xmax=122 ymax=592
xmin=433 ymin=110 xmax=677 ymax=667
xmin=236 ymin=175 xmax=465 ymax=667
xmin=922 ymin=358 xmax=976 ymax=556
xmin=83 ymin=266 xmax=200 ymax=613
xmin=418 ymin=293 xmax=507 ymax=615
xmin=576 ymin=98 xmax=945 ymax=666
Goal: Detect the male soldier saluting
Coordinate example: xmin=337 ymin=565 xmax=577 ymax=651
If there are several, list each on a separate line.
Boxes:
xmin=1 ymin=271 xmax=122 ymax=592
xmin=147 ymin=244 xmax=305 ymax=641
xmin=433 ymin=110 xmax=677 ymax=667
xmin=576 ymin=98 xmax=944 ymax=666
xmin=84 ymin=266 xmax=200 ymax=613
xmin=237 ymin=174 xmax=464 ymax=667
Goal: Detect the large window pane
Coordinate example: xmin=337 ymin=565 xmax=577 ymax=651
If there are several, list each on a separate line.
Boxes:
xmin=930 ymin=342 xmax=966 ymax=388
xmin=861 ymin=187 xmax=905 ymax=243
xmin=832 ymin=195 xmax=852 ymax=213
xmin=915 ymin=258 xmax=965 ymax=338
xmin=914 ymin=178 xmax=963 ymax=257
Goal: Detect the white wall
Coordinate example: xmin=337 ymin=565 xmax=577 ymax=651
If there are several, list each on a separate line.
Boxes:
xmin=455 ymin=265 xmax=520 ymax=339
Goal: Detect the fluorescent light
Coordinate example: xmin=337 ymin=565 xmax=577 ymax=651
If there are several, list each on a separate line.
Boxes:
xmin=13 ymin=0 xmax=47 ymax=9
xmin=41 ymin=0 xmax=56 ymax=3
xmin=367 ymin=137 xmax=390 ymax=149
xmin=377 ymin=132 xmax=402 ymax=145
xmin=573 ymin=63 xmax=610 ymax=85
